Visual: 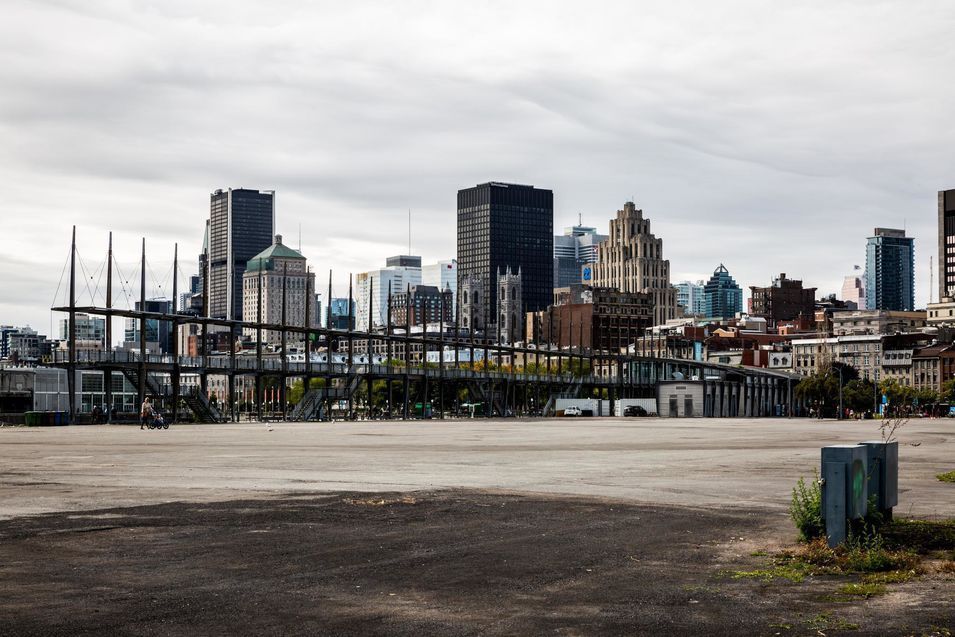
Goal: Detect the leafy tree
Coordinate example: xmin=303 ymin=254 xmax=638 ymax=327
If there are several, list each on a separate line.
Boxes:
xmin=942 ymin=378 xmax=955 ymax=403
xmin=795 ymin=370 xmax=840 ymax=416
xmin=879 ymin=378 xmax=913 ymax=416
xmin=842 ymin=378 xmax=877 ymax=413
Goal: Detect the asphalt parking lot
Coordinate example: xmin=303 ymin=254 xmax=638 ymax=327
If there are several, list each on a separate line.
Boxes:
xmin=1 ymin=417 xmax=953 ymax=635
xmin=1 ymin=417 xmax=953 ymax=518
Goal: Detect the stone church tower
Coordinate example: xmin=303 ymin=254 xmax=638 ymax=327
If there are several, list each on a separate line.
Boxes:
xmin=497 ymin=266 xmax=523 ymax=344
xmin=458 ymin=273 xmax=485 ymax=332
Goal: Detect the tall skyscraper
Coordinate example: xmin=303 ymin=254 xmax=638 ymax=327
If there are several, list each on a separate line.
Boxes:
xmin=457 ymin=182 xmax=553 ymax=322
xmin=207 ymin=188 xmax=275 ymax=320
xmin=865 ymin=228 xmax=914 ymax=311
xmin=939 ymin=189 xmax=955 ymax=300
xmin=242 ymin=235 xmax=316 ymax=346
xmin=589 ymin=201 xmax=678 ymax=325
xmin=675 ymin=281 xmax=705 ymax=316
xmin=553 ymin=223 xmax=607 ymax=288
xmin=703 ymin=264 xmax=743 ymax=319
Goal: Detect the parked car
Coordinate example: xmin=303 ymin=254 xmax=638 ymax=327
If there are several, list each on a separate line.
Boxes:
xmin=623 ymin=405 xmax=648 ymax=417
xmin=563 ymin=406 xmax=582 ymax=417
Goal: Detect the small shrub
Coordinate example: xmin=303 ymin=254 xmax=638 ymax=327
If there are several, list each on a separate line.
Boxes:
xmin=790 ymin=472 xmax=823 ymax=542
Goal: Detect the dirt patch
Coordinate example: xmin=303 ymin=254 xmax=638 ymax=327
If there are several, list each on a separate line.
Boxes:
xmin=0 ymin=490 xmax=951 ymax=636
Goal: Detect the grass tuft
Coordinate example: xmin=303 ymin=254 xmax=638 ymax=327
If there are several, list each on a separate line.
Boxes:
xmin=937 ymin=471 xmax=955 ymax=483
xmin=861 ymin=569 xmax=918 ymax=584
xmin=837 ymin=582 xmax=887 ymax=598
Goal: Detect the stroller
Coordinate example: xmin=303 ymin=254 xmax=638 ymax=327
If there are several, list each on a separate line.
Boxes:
xmin=146 ymin=411 xmax=169 ymax=430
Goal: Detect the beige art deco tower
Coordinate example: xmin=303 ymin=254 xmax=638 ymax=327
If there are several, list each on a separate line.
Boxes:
xmin=589 ymin=201 xmax=677 ymax=325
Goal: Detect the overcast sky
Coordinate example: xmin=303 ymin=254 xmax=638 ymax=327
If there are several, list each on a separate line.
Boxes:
xmin=2 ymin=0 xmax=953 ymax=335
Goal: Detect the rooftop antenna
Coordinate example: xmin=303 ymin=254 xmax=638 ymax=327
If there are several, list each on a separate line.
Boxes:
xmin=929 ymin=255 xmax=934 ymax=304
xmin=578 ymin=212 xmax=582 ymax=226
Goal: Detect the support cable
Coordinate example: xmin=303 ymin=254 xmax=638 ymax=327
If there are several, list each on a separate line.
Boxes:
xmin=50 ymin=246 xmax=71 ymax=308
xmin=74 ymin=247 xmax=97 ymax=307
xmin=113 ymin=257 xmax=135 ymax=310
xmin=88 ymin=255 xmax=107 ymax=306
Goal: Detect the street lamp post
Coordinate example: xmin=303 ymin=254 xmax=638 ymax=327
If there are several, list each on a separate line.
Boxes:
xmin=873 ymin=373 xmax=879 ymax=416
xmin=837 ymin=365 xmax=844 ymax=420
xmin=835 ymin=352 xmax=851 ymax=420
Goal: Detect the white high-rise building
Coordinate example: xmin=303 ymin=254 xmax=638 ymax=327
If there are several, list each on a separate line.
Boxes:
xmin=675 ymin=281 xmax=705 ymax=316
xmin=355 ymin=256 xmax=423 ymax=331
xmin=422 ymin=259 xmax=457 ymax=314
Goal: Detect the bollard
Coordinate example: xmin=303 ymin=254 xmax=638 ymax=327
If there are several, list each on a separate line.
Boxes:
xmin=821 ymin=445 xmax=868 ymax=547
xmin=859 ymin=441 xmax=898 ymax=521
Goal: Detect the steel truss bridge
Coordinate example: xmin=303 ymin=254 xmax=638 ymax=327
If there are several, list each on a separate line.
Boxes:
xmin=52 ymin=229 xmax=798 ymax=423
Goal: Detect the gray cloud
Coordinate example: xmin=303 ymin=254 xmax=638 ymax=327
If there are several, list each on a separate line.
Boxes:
xmin=1 ymin=0 xmax=953 ymax=331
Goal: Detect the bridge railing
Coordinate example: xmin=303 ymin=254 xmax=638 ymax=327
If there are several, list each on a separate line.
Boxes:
xmin=52 ymin=350 xmax=603 ymax=385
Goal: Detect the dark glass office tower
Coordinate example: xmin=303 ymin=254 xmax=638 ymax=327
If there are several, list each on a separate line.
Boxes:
xmin=457 ymin=182 xmax=553 ymax=323
xmin=207 ymin=188 xmax=275 ymax=320
xmin=865 ymin=227 xmax=914 ymax=311
xmin=939 ymin=189 xmax=955 ymax=300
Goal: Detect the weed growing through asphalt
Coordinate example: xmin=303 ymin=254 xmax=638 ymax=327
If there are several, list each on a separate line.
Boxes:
xmin=837 ymin=582 xmax=887 ymax=598
xmin=789 ymin=472 xmax=823 ymax=542
xmin=805 ymin=612 xmax=860 ymax=632
xmin=937 ymin=470 xmax=955 ymax=484
xmin=860 ymin=570 xmax=918 ymax=584
xmin=730 ymin=536 xmax=921 ymax=602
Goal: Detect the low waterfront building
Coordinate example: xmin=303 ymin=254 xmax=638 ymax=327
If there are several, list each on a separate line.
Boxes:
xmin=831 ymin=310 xmax=927 ymax=336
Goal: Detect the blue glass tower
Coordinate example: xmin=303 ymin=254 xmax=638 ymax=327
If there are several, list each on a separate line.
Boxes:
xmin=703 ymin=264 xmax=743 ymax=318
xmin=865 ymin=228 xmax=914 ymax=311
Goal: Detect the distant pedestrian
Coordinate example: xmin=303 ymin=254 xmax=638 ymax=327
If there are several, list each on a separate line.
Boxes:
xmin=140 ymin=398 xmax=152 ymax=430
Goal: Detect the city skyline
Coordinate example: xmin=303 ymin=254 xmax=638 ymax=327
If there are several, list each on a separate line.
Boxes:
xmin=3 ymin=1 xmax=954 ymax=331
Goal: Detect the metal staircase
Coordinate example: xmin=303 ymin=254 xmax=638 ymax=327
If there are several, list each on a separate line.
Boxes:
xmin=182 ymin=387 xmax=224 ymax=423
xmin=121 ymin=368 xmax=164 ymax=398
xmin=290 ymin=374 xmax=364 ymax=421
xmin=291 ymin=388 xmax=324 ymax=421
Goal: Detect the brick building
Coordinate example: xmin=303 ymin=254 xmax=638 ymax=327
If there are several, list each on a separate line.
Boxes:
xmin=749 ymin=273 xmax=816 ymax=325
xmin=389 ymin=285 xmax=454 ymax=328
xmin=527 ymin=287 xmax=652 ymax=352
